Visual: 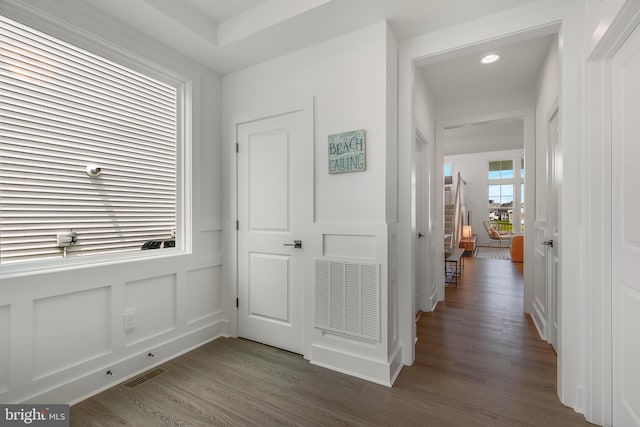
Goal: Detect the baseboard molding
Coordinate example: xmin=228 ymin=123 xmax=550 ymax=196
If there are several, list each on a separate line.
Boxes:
xmin=388 ymin=346 xmax=403 ymax=385
xmin=531 ymin=301 xmax=546 ymax=340
xmin=310 ymin=344 xmax=398 ymax=387
xmin=429 ymin=291 xmax=439 ymax=312
xmin=24 ymin=320 xmax=229 ymax=405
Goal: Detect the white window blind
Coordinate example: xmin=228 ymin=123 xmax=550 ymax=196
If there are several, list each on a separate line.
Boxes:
xmin=0 ymin=15 xmax=178 ymax=264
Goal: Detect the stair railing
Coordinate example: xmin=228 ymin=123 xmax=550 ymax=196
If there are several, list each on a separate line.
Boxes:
xmin=450 ymin=172 xmax=466 ymax=248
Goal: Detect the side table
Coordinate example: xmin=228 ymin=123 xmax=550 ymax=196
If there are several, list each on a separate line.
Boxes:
xmin=459 ymin=234 xmax=477 ymax=256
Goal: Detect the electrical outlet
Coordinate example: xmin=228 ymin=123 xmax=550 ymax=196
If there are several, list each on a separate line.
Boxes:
xmin=123 ymin=310 xmax=136 ymax=333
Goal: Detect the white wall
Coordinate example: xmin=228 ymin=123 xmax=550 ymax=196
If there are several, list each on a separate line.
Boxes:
xmin=436 ymin=87 xmax=536 ymax=122
xmin=386 ymin=26 xmax=401 ymax=368
xmin=0 ymin=1 xmax=224 ymax=404
xmin=555 ymin=4 xmax=587 ymax=412
xmin=414 ymin=75 xmax=437 ymax=141
xmin=585 ymin=0 xmax=630 ymax=55
xmin=445 ymin=149 xmax=525 ymax=245
xmin=223 ymin=22 xmax=401 ymax=385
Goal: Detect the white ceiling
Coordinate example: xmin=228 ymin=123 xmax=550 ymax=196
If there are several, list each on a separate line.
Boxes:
xmin=420 ymin=35 xmax=554 ymax=105
xmin=61 ymin=0 xmax=540 ymax=74
xmin=176 ymin=0 xmax=267 ymax=24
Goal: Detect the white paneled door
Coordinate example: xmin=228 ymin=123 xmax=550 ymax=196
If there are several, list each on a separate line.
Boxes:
xmin=237 ymin=112 xmax=305 ymax=355
xmin=547 ymin=109 xmax=559 ymax=352
xmin=533 ymin=107 xmax=559 ymax=352
xmin=415 ymin=132 xmax=432 ymax=313
xmin=612 ymin=21 xmax=640 ymax=427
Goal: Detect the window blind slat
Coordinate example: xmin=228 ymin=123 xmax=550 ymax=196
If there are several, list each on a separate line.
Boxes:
xmin=1 ymin=15 xmax=179 ymax=265
xmin=0 ymin=19 xmax=176 ymax=100
xmin=1 ymin=151 xmax=176 ymax=180
xmin=1 ymin=83 xmax=177 ymax=139
xmin=0 ymin=59 xmax=176 ymax=121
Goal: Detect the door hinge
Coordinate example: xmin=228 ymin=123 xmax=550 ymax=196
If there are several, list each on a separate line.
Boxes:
xmin=236 ymin=220 xmax=239 ymax=230
xmin=236 ymin=297 xmax=239 ymax=308
xmin=236 ymin=143 xmax=239 ymax=153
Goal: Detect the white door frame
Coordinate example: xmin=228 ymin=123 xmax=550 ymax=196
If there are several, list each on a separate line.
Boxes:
xmin=397 ymin=0 xmax=583 ymax=411
xmin=546 ymin=105 xmax=559 ymax=352
xmin=586 ymin=2 xmax=640 ymax=424
xmin=226 ymin=98 xmax=315 ymax=359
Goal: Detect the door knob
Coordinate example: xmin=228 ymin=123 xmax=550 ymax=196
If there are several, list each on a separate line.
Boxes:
xmin=417 ymin=233 xmax=424 ymax=238
xmin=542 ymin=240 xmax=554 ymax=248
xmin=283 ymin=240 xmax=303 ymax=249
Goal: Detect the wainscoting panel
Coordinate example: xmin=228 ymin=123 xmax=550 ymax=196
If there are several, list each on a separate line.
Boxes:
xmin=621 ymin=283 xmax=640 ymax=421
xmin=314 ymin=258 xmax=380 ymax=341
xmin=33 ymin=287 xmax=111 ymax=380
xmin=322 ymin=234 xmax=376 ymax=260
xmin=125 ymin=275 xmax=176 ymax=346
xmin=186 ymin=266 xmax=222 ymax=324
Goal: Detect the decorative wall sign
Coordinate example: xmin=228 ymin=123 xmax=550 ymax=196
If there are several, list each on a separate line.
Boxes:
xmin=328 ymin=129 xmax=366 ymax=174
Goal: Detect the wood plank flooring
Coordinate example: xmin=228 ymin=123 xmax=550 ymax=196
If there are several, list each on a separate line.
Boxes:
xmin=71 ymin=257 xmax=594 ymax=426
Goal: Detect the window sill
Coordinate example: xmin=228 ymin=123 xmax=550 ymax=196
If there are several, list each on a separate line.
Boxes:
xmin=0 ymin=248 xmax=188 ymax=281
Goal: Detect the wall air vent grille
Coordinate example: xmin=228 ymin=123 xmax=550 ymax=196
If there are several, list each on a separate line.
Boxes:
xmin=314 ymin=258 xmax=380 ymax=341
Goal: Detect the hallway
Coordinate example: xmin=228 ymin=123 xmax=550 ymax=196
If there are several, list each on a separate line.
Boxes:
xmin=403 ymin=257 xmax=591 ymax=426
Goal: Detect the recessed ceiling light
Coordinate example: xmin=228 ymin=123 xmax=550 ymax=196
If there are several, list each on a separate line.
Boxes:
xmin=481 ymin=54 xmax=500 ymax=64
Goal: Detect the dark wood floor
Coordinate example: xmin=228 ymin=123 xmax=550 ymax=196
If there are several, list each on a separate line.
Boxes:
xmin=71 ymin=257 xmax=593 ymax=426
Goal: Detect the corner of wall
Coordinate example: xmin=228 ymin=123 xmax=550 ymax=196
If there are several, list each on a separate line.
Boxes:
xmin=310 ymin=340 xmax=402 ymax=387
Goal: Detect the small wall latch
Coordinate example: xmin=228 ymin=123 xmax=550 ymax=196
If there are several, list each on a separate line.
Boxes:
xmin=57 ymin=231 xmax=78 ymax=247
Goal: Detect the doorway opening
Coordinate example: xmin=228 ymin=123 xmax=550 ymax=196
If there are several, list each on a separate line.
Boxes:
xmin=408 ymin=25 xmax=562 ymax=395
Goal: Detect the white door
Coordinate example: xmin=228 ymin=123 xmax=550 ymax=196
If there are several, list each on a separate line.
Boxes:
xmin=237 ymin=111 xmax=305 ymax=355
xmin=612 ymin=21 xmax=640 ymax=427
xmin=546 ymin=110 xmax=559 ymax=352
xmin=533 ymin=107 xmax=559 ymax=352
xmin=415 ymin=132 xmax=432 ymax=313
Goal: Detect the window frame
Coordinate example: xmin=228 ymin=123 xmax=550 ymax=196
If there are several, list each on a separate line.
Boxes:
xmin=443 ymin=161 xmax=453 ymax=178
xmin=488 ymin=183 xmax=515 ymax=206
xmin=0 ymin=8 xmax=192 ymax=278
xmin=487 ymin=159 xmax=515 ymax=227
xmin=488 ymin=159 xmax=514 ymax=180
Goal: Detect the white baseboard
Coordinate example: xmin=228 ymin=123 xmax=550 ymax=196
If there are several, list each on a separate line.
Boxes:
xmin=310 ymin=344 xmax=401 ymax=387
xmin=531 ymin=301 xmax=547 ymax=340
xmin=23 ymin=320 xmax=229 ymax=405
xmin=429 ymin=292 xmax=439 ymax=311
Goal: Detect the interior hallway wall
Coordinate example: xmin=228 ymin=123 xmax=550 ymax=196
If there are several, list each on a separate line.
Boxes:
xmin=223 ymin=21 xmax=402 ymax=385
